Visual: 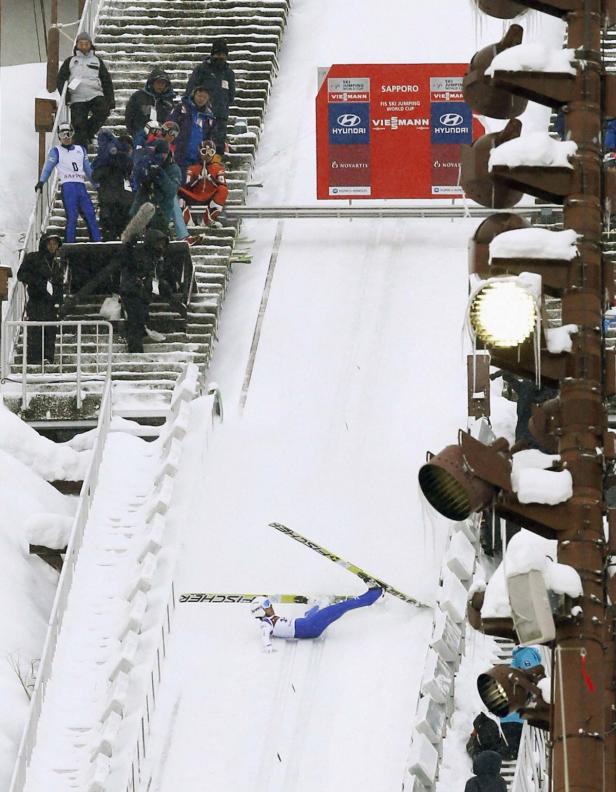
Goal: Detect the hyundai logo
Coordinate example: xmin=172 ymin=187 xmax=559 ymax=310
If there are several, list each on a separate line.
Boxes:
xmin=439 ymin=113 xmax=464 ymax=127
xmin=337 ymin=113 xmax=362 ymax=127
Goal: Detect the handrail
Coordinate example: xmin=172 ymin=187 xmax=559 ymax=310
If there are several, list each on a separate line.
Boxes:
xmin=8 ymin=375 xmax=113 ymax=792
xmin=511 ymin=723 xmax=549 ymax=792
xmin=2 ymin=0 xmax=105 ymax=381
xmin=1 ymin=320 xmax=113 ymax=410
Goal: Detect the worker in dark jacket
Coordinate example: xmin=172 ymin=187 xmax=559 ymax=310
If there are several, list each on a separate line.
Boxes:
xmin=92 ymin=131 xmax=134 ymax=241
xmin=124 ymin=67 xmax=177 ymax=148
xmin=117 ymin=229 xmax=167 ymax=353
xmin=185 ymin=39 xmax=235 ymax=155
xmin=57 ymin=32 xmax=115 ymax=146
xmin=130 ymin=139 xmax=182 ymax=235
xmin=169 ymin=86 xmax=216 ymax=177
xmin=17 ymin=233 xmax=64 ymax=363
xmin=464 ymin=750 xmax=507 ymax=792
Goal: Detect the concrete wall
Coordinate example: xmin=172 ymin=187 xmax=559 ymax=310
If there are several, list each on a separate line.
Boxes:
xmin=1 ymin=0 xmax=81 ymax=67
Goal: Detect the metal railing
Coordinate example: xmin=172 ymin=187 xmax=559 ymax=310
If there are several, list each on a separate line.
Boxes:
xmin=8 ymin=376 xmax=113 ymax=792
xmin=1 ymin=320 xmax=113 ymax=409
xmin=1 ymin=0 xmax=106 ymax=383
xmin=511 ymin=724 xmax=550 ymax=792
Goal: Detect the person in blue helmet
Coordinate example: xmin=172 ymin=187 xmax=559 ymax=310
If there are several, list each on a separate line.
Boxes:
xmin=251 ymin=584 xmax=383 ymax=652
xmin=499 ymin=646 xmax=542 ymax=758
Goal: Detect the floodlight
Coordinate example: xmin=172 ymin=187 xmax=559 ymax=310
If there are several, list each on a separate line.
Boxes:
xmin=477 ymin=663 xmax=545 ymax=718
xmin=468 ymin=274 xmax=541 ymax=349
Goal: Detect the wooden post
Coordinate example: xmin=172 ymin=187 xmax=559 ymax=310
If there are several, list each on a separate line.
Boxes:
xmin=46 ymin=0 xmax=59 ymax=93
xmin=35 ymin=97 xmax=57 ymax=174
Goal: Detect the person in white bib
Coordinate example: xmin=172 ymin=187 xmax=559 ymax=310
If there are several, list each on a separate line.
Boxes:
xmin=36 ymin=123 xmax=101 ymax=243
xmin=251 ymin=584 xmax=382 ymax=652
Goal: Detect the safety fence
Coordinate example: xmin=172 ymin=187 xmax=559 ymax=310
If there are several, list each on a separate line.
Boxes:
xmin=511 ymin=723 xmax=549 ymax=792
xmin=402 ymin=513 xmax=480 ymax=790
xmin=1 ymin=319 xmax=113 ymax=408
xmin=8 ymin=376 xmax=113 ymax=792
xmin=2 ymin=0 xmax=106 ymax=381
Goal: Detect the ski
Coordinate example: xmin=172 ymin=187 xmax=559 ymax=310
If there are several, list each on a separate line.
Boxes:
xmin=269 ymin=522 xmax=432 ymax=609
xmin=179 ymin=592 xmax=351 ymax=604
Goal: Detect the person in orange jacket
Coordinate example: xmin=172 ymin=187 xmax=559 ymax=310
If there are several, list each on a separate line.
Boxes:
xmin=178 ymin=140 xmax=228 ymax=228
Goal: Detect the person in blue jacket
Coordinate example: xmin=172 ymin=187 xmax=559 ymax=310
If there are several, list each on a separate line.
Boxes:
xmin=499 ymin=646 xmax=542 ymax=758
xmin=35 ymin=123 xmax=101 ymax=243
xmin=169 ymin=85 xmax=216 ymax=177
xmin=251 ymin=584 xmax=383 ymax=652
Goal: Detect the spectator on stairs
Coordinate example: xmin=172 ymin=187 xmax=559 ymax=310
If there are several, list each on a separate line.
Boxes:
xmin=179 ymin=139 xmax=228 ymax=228
xmin=35 ymin=122 xmax=101 ymax=243
xmin=185 ymin=39 xmax=236 ymax=156
xmin=117 ymin=229 xmax=166 ymax=353
xmin=17 ymin=233 xmax=65 ymax=364
xmin=130 ymin=139 xmax=181 ymax=236
xmin=92 ymin=131 xmax=134 ymax=241
xmin=466 ymin=712 xmax=506 ymax=759
xmin=464 ymin=750 xmax=507 ymax=792
xmin=125 ymin=67 xmax=178 ymax=149
xmin=498 ymin=646 xmax=542 ymax=760
xmin=169 ymin=85 xmax=216 ymax=178
xmin=57 ymin=32 xmax=115 ymax=147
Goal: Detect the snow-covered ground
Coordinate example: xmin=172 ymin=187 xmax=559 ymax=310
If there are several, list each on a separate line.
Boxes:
xmin=0 ymin=1 xmax=566 ymax=790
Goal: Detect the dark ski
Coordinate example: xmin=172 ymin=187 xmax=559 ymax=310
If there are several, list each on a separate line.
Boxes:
xmin=269 ymin=522 xmax=432 ymax=609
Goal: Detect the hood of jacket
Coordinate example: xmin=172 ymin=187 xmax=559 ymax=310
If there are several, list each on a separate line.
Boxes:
xmin=145 ymin=68 xmax=174 ymax=98
xmin=38 ymin=233 xmax=62 ymax=253
xmin=143 ymin=228 xmax=169 ymax=252
xmin=473 ymin=750 xmax=503 ymax=777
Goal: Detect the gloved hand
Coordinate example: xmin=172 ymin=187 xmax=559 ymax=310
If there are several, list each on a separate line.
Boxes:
xmin=35 ymin=181 xmax=43 ymax=193
xmin=263 ymin=645 xmax=276 ymax=654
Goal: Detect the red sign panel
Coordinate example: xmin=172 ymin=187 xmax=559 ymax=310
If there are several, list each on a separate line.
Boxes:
xmin=316 ymin=64 xmax=485 ymax=200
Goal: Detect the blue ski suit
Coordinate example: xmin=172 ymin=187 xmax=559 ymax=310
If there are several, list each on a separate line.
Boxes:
xmin=258 ymin=587 xmax=381 ymax=649
xmin=39 ymin=143 xmax=101 ymax=243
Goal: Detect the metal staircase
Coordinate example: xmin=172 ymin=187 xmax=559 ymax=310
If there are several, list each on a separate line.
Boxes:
xmin=4 ymin=0 xmax=290 ymax=426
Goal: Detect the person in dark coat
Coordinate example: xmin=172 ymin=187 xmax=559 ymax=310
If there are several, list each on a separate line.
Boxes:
xmin=464 ymin=750 xmax=508 ymax=792
xmin=130 ymin=139 xmax=182 ymax=235
xmin=117 ymin=229 xmax=167 ymax=353
xmin=185 ymin=39 xmax=236 ymax=155
xmin=92 ymin=131 xmax=134 ymax=241
xmin=466 ymin=713 xmax=506 ymax=759
xmin=17 ymin=233 xmax=64 ymax=363
xmin=501 ymin=372 xmax=557 ymax=449
xmin=124 ymin=67 xmax=177 ymax=149
xmin=170 ymin=86 xmax=216 ymax=176
xmin=57 ymin=32 xmax=115 ymax=147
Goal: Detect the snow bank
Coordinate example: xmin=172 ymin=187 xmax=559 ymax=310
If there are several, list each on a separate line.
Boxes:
xmin=482 ymin=529 xmax=582 ymax=619
xmin=486 ymin=43 xmax=576 ymax=75
xmin=545 ymin=324 xmax=578 ymax=354
xmin=25 ymin=513 xmax=73 ymax=549
xmin=511 ymin=448 xmax=560 ymax=490
xmin=489 ymin=228 xmax=579 ymax=261
xmin=489 ymin=132 xmax=577 ymax=170
xmin=0 ymin=404 xmax=91 ymax=481
xmin=0 ymin=448 xmax=73 ymax=789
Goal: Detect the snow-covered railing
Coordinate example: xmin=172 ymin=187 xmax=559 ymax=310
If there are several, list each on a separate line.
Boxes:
xmin=1 ymin=0 xmax=107 ymax=375
xmin=8 ymin=376 xmax=113 ymax=792
xmin=1 ymin=319 xmax=114 ymax=408
xmin=511 ymin=723 xmax=549 ymax=792
xmin=403 ymin=515 xmax=479 ymax=790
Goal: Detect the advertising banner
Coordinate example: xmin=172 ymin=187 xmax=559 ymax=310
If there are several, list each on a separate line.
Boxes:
xmin=316 ymin=64 xmax=485 ymax=199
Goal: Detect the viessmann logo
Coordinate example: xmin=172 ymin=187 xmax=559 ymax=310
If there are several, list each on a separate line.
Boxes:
xmin=439 ymin=113 xmax=464 ymax=126
xmin=336 ymin=113 xmax=362 ymax=127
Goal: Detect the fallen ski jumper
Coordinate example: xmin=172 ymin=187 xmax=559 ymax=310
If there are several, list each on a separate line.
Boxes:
xmin=251 ymin=586 xmax=382 ymax=652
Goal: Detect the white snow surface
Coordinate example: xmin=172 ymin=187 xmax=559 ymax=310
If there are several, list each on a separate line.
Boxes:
xmin=489 ymin=132 xmax=577 ymax=170
xmin=489 ymin=228 xmax=579 ymax=261
xmin=486 ymin=43 xmax=576 ymax=75
xmin=511 ymin=448 xmax=561 ymax=491
xmin=25 ymin=513 xmax=73 ymax=549
xmin=0 ymin=403 xmax=90 ymax=481
xmin=516 ymin=468 xmax=573 ymax=504
xmin=0 ymin=2 xmax=571 ymax=791
xmin=545 ymin=323 xmax=578 ymax=353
